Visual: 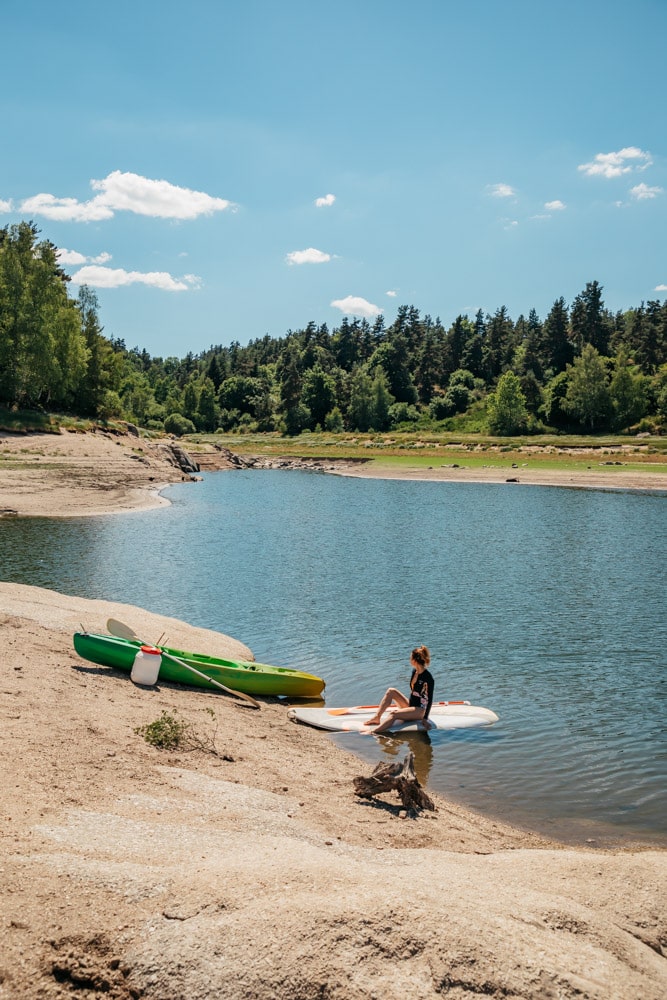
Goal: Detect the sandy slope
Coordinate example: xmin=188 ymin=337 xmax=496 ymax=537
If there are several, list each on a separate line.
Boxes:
xmin=0 ymin=583 xmax=665 ymax=1000
xmin=0 ymin=430 xmax=188 ymax=517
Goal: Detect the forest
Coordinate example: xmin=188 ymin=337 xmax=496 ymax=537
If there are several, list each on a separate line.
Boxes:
xmin=1 ymin=221 xmax=666 ymax=437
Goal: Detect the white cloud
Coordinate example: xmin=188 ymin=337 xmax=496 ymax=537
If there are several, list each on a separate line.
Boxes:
xmin=68 ymin=265 xmax=189 ymax=291
xmin=20 ymin=193 xmax=114 ymax=222
xmin=386 ymin=290 xmax=397 ymax=297
xmin=0 ymin=199 xmax=12 ymax=212
xmin=330 ymin=295 xmax=382 ymax=318
xmin=57 ymin=248 xmax=112 ymax=265
xmin=91 ymin=171 xmax=232 ymax=218
xmin=655 ymin=284 xmax=667 ymax=292
xmin=578 ymin=147 xmax=652 ymax=178
xmin=20 ymin=171 xmax=233 ymax=222
xmin=315 ymin=193 xmax=336 ymax=207
xmin=489 ymin=183 xmax=516 ymax=198
xmin=182 ymin=273 xmax=203 ymax=289
xmin=286 ymin=247 xmax=331 ymax=265
xmin=545 ymin=200 xmax=566 ymax=211
xmin=630 ymin=183 xmax=663 ymax=200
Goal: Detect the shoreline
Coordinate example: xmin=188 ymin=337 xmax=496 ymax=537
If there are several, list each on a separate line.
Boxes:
xmin=330 ymin=461 xmax=667 ymax=493
xmin=1 ymin=582 xmax=665 ymax=998
xmin=0 ymin=430 xmax=666 ymax=519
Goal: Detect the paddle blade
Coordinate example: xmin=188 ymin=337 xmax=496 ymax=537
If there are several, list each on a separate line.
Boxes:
xmin=107 ymin=618 xmax=138 ymax=641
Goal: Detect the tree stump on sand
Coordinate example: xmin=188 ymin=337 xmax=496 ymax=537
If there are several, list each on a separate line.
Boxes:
xmin=353 ymin=751 xmax=435 ymax=813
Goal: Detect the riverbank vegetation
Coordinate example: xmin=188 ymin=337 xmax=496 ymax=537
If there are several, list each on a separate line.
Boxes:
xmin=2 ymin=221 xmax=666 ymax=438
xmin=188 ymin=429 xmax=667 ymax=477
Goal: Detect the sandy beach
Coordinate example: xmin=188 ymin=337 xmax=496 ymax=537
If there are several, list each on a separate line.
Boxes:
xmin=1 ymin=430 xmax=666 ymax=998
xmin=0 ymin=430 xmax=190 ymax=519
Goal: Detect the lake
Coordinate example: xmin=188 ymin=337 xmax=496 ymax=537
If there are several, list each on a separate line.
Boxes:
xmin=1 ymin=470 xmax=665 ymax=847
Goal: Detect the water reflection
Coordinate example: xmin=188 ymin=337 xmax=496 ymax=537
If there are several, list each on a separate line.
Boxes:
xmin=371 ymin=731 xmax=434 ymax=785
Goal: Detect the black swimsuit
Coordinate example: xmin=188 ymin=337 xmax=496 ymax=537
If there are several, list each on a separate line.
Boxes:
xmin=409 ymin=668 xmax=434 ymax=719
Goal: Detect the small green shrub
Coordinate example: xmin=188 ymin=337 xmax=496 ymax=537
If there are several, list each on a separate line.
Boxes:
xmin=135 ymin=711 xmax=190 ymax=750
xmin=135 ymin=708 xmax=231 ymax=758
xmin=164 ymin=413 xmax=196 ymax=436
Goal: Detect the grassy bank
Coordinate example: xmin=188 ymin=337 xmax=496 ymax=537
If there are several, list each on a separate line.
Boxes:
xmin=187 ymin=430 xmax=667 ymax=476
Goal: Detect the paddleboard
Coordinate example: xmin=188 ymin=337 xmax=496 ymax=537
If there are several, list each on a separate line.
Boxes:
xmin=287 ymin=701 xmax=499 ymax=733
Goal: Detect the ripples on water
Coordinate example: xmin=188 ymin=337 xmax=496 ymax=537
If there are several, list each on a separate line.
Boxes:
xmin=1 ymin=471 xmax=665 ymax=846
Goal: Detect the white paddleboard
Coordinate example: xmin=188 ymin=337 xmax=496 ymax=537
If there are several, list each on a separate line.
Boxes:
xmin=288 ymin=700 xmax=499 ymax=733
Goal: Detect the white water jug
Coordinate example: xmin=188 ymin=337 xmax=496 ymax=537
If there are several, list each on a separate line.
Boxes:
xmin=130 ymin=645 xmax=162 ymax=686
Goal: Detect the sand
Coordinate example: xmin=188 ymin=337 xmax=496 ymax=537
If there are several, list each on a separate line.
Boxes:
xmin=0 ymin=430 xmax=189 ymax=518
xmin=0 ymin=431 xmax=666 ymax=998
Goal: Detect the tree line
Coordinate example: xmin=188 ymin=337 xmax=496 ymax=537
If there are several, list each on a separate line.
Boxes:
xmin=1 ymin=221 xmax=666 ymax=436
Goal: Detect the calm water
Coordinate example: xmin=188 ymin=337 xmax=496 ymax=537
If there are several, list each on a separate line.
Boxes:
xmin=1 ymin=471 xmax=666 ymax=846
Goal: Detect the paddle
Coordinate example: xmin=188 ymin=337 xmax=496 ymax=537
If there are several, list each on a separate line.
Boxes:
xmin=106 ymin=618 xmax=261 ymax=709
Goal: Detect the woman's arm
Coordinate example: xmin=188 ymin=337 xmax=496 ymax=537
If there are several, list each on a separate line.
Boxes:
xmin=423 ymin=673 xmax=435 ymax=719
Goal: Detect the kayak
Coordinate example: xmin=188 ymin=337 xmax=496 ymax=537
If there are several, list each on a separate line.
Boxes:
xmin=73 ymin=632 xmax=325 ymax=698
xmin=288 ymin=701 xmax=499 ymax=732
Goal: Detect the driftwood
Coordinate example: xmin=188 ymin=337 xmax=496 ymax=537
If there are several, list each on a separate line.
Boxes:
xmin=353 ymin=751 xmax=435 ymax=813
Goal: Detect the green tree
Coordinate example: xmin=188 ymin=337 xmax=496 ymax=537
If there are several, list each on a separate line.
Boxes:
xmin=414 ymin=330 xmax=439 ymax=403
xmin=654 ymin=365 xmax=667 ymax=421
xmin=218 ymin=375 xmax=262 ymax=416
xmin=563 ymin=344 xmax=612 ymax=430
xmin=301 ymin=364 xmax=337 ymax=429
xmin=370 ymin=334 xmax=417 ymax=404
xmin=483 ymin=306 xmax=514 ymax=381
xmin=445 ymin=315 xmax=473 ymax=374
xmin=0 ymin=222 xmax=88 ymax=407
xmin=283 ymin=401 xmax=311 ymax=436
xmin=541 ymin=371 xmax=570 ymax=428
xmin=324 ymin=406 xmax=344 ymax=431
xmin=370 ymin=369 xmax=394 ymax=431
xmin=183 ymin=380 xmax=199 ymax=423
xmin=627 ymin=301 xmax=666 ymax=374
xmin=449 ymin=368 xmax=475 ymax=389
xmin=277 ymin=342 xmax=304 ymax=432
xmin=486 ymin=371 xmax=528 ymax=435
xmin=348 ymin=367 xmax=373 ymax=431
xmin=205 ymin=354 xmax=224 ymax=391
xmin=197 ymin=377 xmax=219 ymax=431
xmin=460 ymin=333 xmax=484 ymax=379
xmin=164 ymin=413 xmax=196 ymax=436
xmin=609 ymin=351 xmax=647 ymax=430
xmin=389 ymin=401 xmax=419 ymax=426
xmin=74 ymin=286 xmax=111 ymax=416
xmin=539 ymin=297 xmax=572 ymax=375
xmin=570 ymin=281 xmax=611 ymax=355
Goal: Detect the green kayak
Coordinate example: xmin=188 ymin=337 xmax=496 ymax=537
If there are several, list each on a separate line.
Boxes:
xmin=73 ymin=632 xmax=325 ymax=698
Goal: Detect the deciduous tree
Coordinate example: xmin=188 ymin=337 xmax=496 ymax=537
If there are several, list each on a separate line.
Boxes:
xmin=563 ymin=344 xmax=611 ymax=430
xmin=486 ymin=371 xmax=528 ymax=435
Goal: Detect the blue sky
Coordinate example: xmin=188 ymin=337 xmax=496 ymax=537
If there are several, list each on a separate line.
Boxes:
xmin=1 ymin=0 xmax=665 ymax=358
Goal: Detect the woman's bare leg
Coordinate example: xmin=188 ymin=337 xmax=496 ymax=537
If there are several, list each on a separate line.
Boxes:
xmin=364 ymin=688 xmax=408 ymax=726
xmin=367 ymin=706 xmax=425 ymax=735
